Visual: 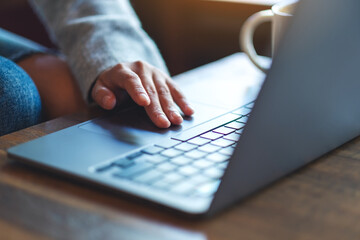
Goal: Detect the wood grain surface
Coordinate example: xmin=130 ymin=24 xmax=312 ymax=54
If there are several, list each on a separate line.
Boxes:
xmin=2 ymin=107 xmax=360 ymax=240
xmin=2 ymin=64 xmax=360 ymax=240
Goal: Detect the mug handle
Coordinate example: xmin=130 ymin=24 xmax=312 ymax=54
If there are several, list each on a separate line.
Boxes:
xmin=240 ymin=10 xmax=273 ymax=73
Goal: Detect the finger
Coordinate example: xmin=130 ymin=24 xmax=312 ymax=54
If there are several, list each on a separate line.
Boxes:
xmin=166 ymin=78 xmax=194 ymax=116
xmin=153 ymin=73 xmax=183 ymax=125
xmin=111 ymin=68 xmax=150 ymax=106
xmin=92 ymin=81 xmax=116 ymax=110
xmin=142 ymin=80 xmax=171 ymax=128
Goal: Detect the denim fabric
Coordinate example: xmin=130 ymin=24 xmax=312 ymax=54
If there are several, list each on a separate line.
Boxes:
xmin=0 ymin=56 xmax=42 ymax=136
xmin=0 ymin=28 xmax=49 ymax=62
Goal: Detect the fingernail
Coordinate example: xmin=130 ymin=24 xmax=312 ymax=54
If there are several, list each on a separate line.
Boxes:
xmin=158 ymin=114 xmax=170 ymax=127
xmin=172 ymin=111 xmax=182 ymax=118
xmin=186 ymin=104 xmax=195 ymax=115
xmin=171 ymin=111 xmax=183 ymax=123
xmin=102 ymin=95 xmax=111 ymax=106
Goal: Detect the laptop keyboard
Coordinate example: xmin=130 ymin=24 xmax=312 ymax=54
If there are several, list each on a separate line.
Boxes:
xmin=93 ymin=103 xmax=253 ymax=198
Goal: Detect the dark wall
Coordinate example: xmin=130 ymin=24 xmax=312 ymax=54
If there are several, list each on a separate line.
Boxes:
xmin=131 ymin=0 xmax=271 ymax=74
xmin=0 ymin=1 xmax=54 ymax=48
xmin=0 ymin=0 xmax=271 ymax=75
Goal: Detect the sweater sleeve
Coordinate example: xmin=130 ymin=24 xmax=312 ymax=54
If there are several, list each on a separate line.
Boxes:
xmin=29 ymin=0 xmax=168 ymax=101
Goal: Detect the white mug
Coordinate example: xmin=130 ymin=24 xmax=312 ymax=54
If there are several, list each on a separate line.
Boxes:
xmin=240 ymin=0 xmax=298 ymax=72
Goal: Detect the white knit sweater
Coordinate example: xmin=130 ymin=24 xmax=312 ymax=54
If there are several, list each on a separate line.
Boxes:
xmin=30 ymin=0 xmax=168 ymax=101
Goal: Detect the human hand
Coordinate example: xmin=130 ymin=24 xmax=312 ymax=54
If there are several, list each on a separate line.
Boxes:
xmin=91 ymin=61 xmax=194 ymax=128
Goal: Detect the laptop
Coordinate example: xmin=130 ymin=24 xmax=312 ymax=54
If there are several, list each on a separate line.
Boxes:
xmin=7 ymin=0 xmax=360 ymax=217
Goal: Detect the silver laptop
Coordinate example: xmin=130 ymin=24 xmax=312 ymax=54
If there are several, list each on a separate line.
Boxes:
xmin=7 ymin=0 xmax=360 ymax=217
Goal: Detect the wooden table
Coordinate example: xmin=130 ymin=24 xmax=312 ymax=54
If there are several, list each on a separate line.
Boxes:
xmin=2 ymin=62 xmax=360 ymax=240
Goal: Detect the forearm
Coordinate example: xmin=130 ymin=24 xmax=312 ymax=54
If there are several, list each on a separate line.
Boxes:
xmin=29 ymin=0 xmax=168 ymax=101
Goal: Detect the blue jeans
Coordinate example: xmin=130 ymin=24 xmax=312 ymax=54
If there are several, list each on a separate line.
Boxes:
xmin=0 ymin=29 xmax=50 ymax=136
xmin=0 ymin=56 xmax=42 ymax=136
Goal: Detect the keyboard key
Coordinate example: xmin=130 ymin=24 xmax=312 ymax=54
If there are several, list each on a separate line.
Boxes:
xmin=145 ymin=154 xmax=168 ymax=164
xmin=178 ymin=165 xmax=199 ymax=176
xmin=211 ymin=138 xmax=235 ymax=147
xmin=223 ymin=132 xmax=240 ymax=141
xmin=212 ymin=126 xmax=235 ymax=135
xmin=245 ymin=102 xmax=254 ymax=109
xmin=96 ymin=164 xmax=114 ymax=173
xmin=235 ymin=129 xmax=244 ymax=134
xmin=171 ymin=155 xmax=193 ymax=166
xmin=160 ymin=148 xmax=183 ymax=158
xmin=141 ymin=145 xmax=163 ymax=155
xmin=162 ymin=172 xmax=184 ymax=183
xmin=155 ymin=139 xmax=182 ymax=149
xmin=232 ymin=107 xmax=251 ymax=116
xmin=172 ymin=113 xmax=239 ymax=141
xmin=217 ymin=162 xmax=229 ymax=169
xmin=113 ymin=162 xmax=153 ymax=178
xmin=132 ymin=153 xmax=168 ymax=164
xmin=156 ymin=162 xmax=177 ymax=172
xmin=192 ymin=159 xmax=215 ymax=169
xmin=127 ymin=151 xmax=142 ymax=159
xmin=203 ymin=167 xmax=224 ymax=179
xmin=133 ymin=169 xmax=163 ymax=184
xmin=237 ymin=116 xmax=249 ymax=123
xmin=132 ymin=154 xmax=154 ymax=164
xmin=200 ymin=132 xmax=223 ymax=140
xmin=171 ymin=180 xmax=196 ymax=195
xmin=206 ymin=152 xmax=229 ymax=163
xmin=152 ymin=182 xmax=170 ymax=190
xmin=113 ymin=158 xmax=134 ymax=168
xmin=174 ymin=142 xmax=198 ymax=152
xmin=184 ymin=149 xmax=208 ymax=159
xmin=225 ymin=121 xmax=245 ymax=130
xmin=188 ymin=175 xmax=213 ymax=185
xmin=198 ymin=144 xmax=222 ymax=153
xmin=188 ymin=137 xmax=211 ymax=146
xmin=194 ymin=180 xmax=221 ymax=197
xmin=218 ymin=146 xmax=234 ymax=156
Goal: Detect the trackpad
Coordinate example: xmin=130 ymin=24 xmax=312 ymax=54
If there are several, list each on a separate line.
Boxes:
xmin=79 ymin=102 xmax=227 ymax=146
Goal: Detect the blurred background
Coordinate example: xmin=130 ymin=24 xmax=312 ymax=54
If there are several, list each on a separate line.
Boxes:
xmin=0 ymin=0 xmax=281 ymax=75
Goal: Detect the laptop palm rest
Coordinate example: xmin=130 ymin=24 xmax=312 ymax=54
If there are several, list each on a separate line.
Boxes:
xmin=78 ymin=101 xmax=229 ymax=146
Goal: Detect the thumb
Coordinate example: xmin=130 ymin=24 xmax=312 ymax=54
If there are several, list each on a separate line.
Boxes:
xmin=92 ymin=81 xmax=116 ymax=110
